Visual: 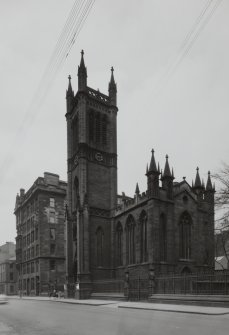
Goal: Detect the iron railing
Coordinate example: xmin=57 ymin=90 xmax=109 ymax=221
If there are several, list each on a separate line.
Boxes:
xmin=155 ymin=271 xmax=229 ymax=295
xmin=128 ymin=277 xmax=150 ymax=301
xmin=92 ymin=279 xmax=124 ymax=293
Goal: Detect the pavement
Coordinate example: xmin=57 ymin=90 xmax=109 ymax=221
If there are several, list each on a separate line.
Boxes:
xmin=8 ymin=295 xmax=229 ymax=316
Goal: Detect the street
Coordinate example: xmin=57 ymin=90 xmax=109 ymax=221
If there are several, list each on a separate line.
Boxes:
xmin=0 ymin=299 xmax=229 ymax=335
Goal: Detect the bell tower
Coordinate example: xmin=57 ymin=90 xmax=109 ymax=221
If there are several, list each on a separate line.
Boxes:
xmin=65 ymin=51 xmax=118 ymax=298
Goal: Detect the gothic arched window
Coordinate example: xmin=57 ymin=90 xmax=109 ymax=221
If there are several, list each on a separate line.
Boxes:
xmin=89 ymin=111 xmax=94 ymax=141
xmin=72 ymin=116 xmax=78 ymax=153
xmin=126 ymin=215 xmax=135 ymax=265
xmin=159 ymin=213 xmax=167 ymax=261
xmin=102 ymin=115 xmax=107 ymax=145
xmin=139 ymin=211 xmax=147 ymax=263
xmin=72 ymin=177 xmax=79 ymax=214
xmin=95 ymin=113 xmax=101 ymax=143
xmin=179 ymin=212 xmax=192 ymax=259
xmin=96 ymin=227 xmax=104 ymax=267
xmin=116 ymin=222 xmax=123 ymax=266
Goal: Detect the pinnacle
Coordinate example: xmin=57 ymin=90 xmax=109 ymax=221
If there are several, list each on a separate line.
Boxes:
xmin=163 ymin=154 xmax=172 ymax=178
xmin=135 ymin=183 xmax=140 ymax=195
xmin=80 ymin=49 xmax=86 ymax=68
xmin=109 ymin=66 xmax=116 ymax=90
xmin=148 ymin=149 xmax=158 ymax=173
xmin=66 ymin=74 xmax=74 ymax=97
xmin=206 ymin=171 xmax=213 ymax=191
xmin=194 ymin=167 xmax=202 ymax=188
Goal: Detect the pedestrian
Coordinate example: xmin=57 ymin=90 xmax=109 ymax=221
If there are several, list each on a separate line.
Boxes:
xmin=53 ymin=289 xmax=57 ymax=298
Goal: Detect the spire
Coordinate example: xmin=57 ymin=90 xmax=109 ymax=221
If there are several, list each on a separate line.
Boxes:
xmin=80 ymin=49 xmax=86 ymax=68
xmin=66 ymin=75 xmax=74 ymax=98
xmin=146 ymin=149 xmax=160 ymax=198
xmin=194 ymin=167 xmax=202 ymax=188
xmin=161 ymin=154 xmax=174 ymax=199
xmin=135 ymin=183 xmax=140 ymax=195
xmin=108 ymin=66 xmax=117 ymax=106
xmin=163 ymin=155 xmax=172 ymax=178
xmin=109 ymin=67 xmax=116 ymax=86
xmin=78 ymin=49 xmax=87 ymax=91
xmin=206 ymin=171 xmax=213 ymax=191
xmin=148 ymin=149 xmax=158 ymax=174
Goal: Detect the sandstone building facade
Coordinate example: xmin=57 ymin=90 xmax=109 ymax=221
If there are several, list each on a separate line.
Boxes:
xmin=14 ymin=172 xmax=67 ymax=296
xmin=65 ymin=51 xmax=215 ymax=298
xmin=0 ymin=257 xmax=17 ymax=295
xmin=0 ymin=242 xmax=17 ymax=295
xmin=0 ymin=242 xmax=15 ymax=263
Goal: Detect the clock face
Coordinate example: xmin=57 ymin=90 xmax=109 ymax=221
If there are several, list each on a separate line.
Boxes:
xmin=95 ymin=152 xmax=103 ymax=162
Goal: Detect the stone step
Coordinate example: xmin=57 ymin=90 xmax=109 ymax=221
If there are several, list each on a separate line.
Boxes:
xmin=91 ymin=292 xmax=126 ymax=301
xmin=149 ymin=294 xmax=229 ymax=307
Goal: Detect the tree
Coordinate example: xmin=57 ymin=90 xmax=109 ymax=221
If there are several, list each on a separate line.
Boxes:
xmin=213 ymin=162 xmax=229 ymax=227
xmin=213 ymin=163 xmax=229 ymax=269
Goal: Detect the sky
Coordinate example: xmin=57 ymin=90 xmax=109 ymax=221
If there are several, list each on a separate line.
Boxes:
xmin=0 ymin=0 xmax=228 ymax=245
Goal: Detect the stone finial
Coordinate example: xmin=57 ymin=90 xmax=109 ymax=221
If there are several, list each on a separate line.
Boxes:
xmin=194 ymin=167 xmax=202 ymax=188
xmin=135 ymin=183 xmax=140 ymax=195
xmin=148 ymin=149 xmax=158 ymax=173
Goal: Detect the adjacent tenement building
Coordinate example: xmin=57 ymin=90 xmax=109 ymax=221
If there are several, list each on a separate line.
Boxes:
xmin=0 ymin=242 xmax=15 ymax=263
xmin=0 ymin=257 xmax=17 ymax=295
xmin=65 ymin=51 xmax=215 ymax=299
xmin=14 ymin=172 xmax=67 ymax=296
xmin=0 ymin=242 xmax=17 ymax=295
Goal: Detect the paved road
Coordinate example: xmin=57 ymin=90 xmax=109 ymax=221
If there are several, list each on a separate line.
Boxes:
xmin=0 ymin=299 xmax=229 ymax=335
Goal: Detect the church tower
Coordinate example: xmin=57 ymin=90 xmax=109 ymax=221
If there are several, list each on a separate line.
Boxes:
xmin=65 ymin=51 xmax=118 ymax=298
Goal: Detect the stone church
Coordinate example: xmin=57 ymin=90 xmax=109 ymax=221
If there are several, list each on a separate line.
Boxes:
xmin=65 ymin=51 xmax=215 ymax=298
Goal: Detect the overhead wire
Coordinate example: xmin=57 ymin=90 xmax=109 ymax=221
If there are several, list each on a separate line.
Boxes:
xmin=29 ymin=0 xmax=95 ymax=121
xmin=65 ymin=0 xmax=96 ymax=62
xmin=66 ymin=0 xmax=95 ymax=57
xmin=0 ymin=0 xmax=96 ymax=181
xmin=174 ymin=0 xmax=223 ymax=72
xmin=180 ymin=0 xmax=214 ymax=50
xmin=21 ymin=0 xmax=94 ymax=127
xmin=16 ymin=0 xmax=89 ymax=134
xmin=44 ymin=0 xmax=88 ymax=77
xmin=151 ymin=0 xmax=223 ymax=98
xmin=31 ymin=0 xmax=95 ymax=116
xmin=23 ymin=0 xmax=88 ymax=120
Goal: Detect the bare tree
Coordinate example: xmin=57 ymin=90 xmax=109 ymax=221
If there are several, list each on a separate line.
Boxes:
xmin=213 ymin=162 xmax=229 ymax=228
xmin=215 ymin=230 xmax=229 ymax=269
xmin=213 ymin=163 xmax=229 ymax=269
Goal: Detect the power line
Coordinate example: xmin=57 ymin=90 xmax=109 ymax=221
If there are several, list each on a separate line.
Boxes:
xmin=180 ymin=0 xmax=214 ymax=50
xmin=151 ymin=0 xmax=223 ymax=98
xmin=66 ymin=0 xmax=95 ymax=57
xmin=44 ymin=0 xmax=88 ymax=79
xmin=16 ymin=0 xmax=92 ymax=134
xmin=0 ymin=0 xmax=96 ymax=182
xmin=173 ymin=0 xmax=223 ymax=74
xmin=24 ymin=0 xmax=89 ymax=121
xmin=30 ymin=0 xmax=95 ymax=120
